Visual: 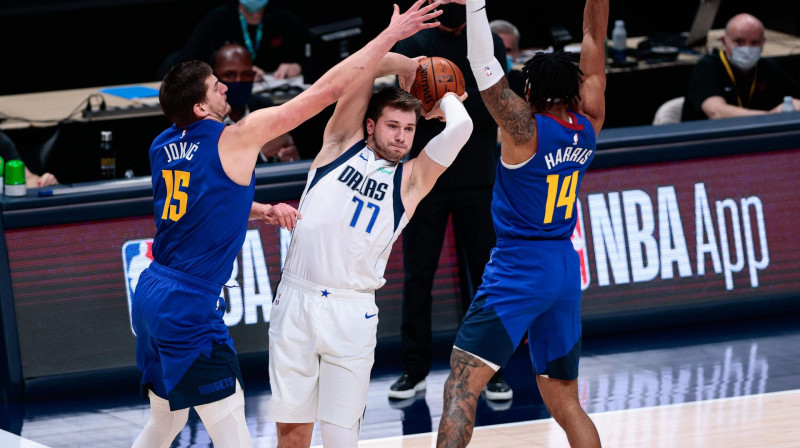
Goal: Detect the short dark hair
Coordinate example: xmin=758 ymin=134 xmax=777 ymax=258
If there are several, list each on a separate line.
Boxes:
xmin=521 ymin=51 xmax=584 ymax=111
xmin=365 ymin=87 xmax=423 ymax=124
xmin=159 ymin=60 xmax=213 ymax=126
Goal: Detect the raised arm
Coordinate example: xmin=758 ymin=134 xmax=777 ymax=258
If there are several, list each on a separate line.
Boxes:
xmin=466 ymin=0 xmax=537 ymax=164
xmin=219 ymin=0 xmax=442 ymax=184
xmin=402 ymin=93 xmax=472 ymax=218
xmin=575 ymin=0 xmax=609 ymax=134
xmin=313 ymin=52 xmax=420 ymax=169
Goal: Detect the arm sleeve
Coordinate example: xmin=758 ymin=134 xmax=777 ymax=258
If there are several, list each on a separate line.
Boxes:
xmin=423 ymin=95 xmax=474 ymax=167
xmin=466 ymin=0 xmax=504 ymax=91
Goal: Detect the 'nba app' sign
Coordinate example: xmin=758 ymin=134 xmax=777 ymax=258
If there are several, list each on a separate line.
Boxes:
xmin=569 ymin=182 xmax=769 ymax=291
xmin=122 ymin=229 xmax=291 ymax=335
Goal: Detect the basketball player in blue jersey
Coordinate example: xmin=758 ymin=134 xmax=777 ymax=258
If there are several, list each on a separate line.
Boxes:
xmin=436 ymin=0 xmax=608 ymax=447
xmin=130 ymin=3 xmax=445 ymax=447
xmin=267 ymin=51 xmax=471 ymax=447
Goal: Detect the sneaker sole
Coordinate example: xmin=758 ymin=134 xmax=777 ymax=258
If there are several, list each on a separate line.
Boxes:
xmin=483 ymin=388 xmax=513 ymax=401
xmin=388 ymin=380 xmax=427 ymax=399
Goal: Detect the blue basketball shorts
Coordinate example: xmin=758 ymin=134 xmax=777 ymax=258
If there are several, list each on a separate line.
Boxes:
xmin=132 ymin=261 xmax=243 ymax=411
xmin=455 ymin=238 xmax=583 ymax=380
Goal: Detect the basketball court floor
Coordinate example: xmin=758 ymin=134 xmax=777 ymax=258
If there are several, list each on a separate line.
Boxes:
xmin=1 ymin=312 xmax=799 ymax=447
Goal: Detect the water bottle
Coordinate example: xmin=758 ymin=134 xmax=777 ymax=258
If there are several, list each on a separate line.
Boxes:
xmin=781 ymin=96 xmax=795 ymax=113
xmin=99 ymin=130 xmax=116 ymax=180
xmin=4 ymin=159 xmax=27 ymax=197
xmin=612 ymin=20 xmax=627 ymax=63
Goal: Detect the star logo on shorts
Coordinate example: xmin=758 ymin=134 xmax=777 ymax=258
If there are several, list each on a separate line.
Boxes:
xmin=321 ymin=289 xmax=330 ymax=297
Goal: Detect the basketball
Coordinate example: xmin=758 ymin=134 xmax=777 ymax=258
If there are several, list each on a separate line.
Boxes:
xmin=410 ymin=56 xmax=466 ymax=113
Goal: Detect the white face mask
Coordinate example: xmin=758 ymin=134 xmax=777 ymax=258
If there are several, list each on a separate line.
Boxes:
xmin=240 ymin=0 xmax=268 ymax=13
xmin=730 ymin=45 xmax=761 ymax=71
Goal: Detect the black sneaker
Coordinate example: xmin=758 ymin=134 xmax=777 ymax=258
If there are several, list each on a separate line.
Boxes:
xmin=388 ymin=373 xmax=426 ymax=399
xmin=483 ymin=370 xmax=513 ymax=401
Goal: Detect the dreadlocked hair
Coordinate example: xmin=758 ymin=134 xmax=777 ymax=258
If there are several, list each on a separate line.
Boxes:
xmin=521 ymin=50 xmax=584 ymax=111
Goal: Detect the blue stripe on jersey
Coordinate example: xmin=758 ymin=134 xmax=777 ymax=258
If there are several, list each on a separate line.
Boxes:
xmin=492 ymin=111 xmax=596 ymax=240
xmin=308 ymin=140 xmax=367 ymax=192
xmin=392 ymin=163 xmax=405 ymax=231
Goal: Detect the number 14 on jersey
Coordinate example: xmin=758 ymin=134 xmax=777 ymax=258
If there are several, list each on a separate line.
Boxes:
xmin=544 ymin=170 xmax=578 ymax=224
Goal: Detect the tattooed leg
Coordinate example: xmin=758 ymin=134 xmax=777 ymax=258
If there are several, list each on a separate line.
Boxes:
xmin=436 ymin=349 xmax=497 ymax=448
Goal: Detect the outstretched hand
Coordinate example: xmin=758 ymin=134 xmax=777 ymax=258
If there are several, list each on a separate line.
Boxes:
xmin=386 ymin=0 xmax=442 ymax=42
xmin=250 ymin=202 xmax=301 ymax=230
xmin=423 ymin=91 xmax=468 ymax=121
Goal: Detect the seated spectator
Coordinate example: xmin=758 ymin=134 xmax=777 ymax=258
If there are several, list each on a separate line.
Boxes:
xmin=0 ymin=130 xmax=59 ymax=188
xmin=682 ymin=13 xmax=800 ymax=121
xmin=489 ymin=19 xmax=520 ymax=70
xmin=213 ymin=43 xmax=300 ymax=162
xmin=159 ymin=0 xmax=308 ymax=81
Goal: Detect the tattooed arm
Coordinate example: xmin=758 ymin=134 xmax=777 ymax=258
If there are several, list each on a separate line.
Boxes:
xmin=480 ymin=77 xmax=538 ymax=164
xmin=466 ymin=0 xmax=537 ymax=164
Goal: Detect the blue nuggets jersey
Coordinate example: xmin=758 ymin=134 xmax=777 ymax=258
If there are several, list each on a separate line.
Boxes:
xmin=149 ymin=120 xmax=255 ymax=286
xmin=492 ymin=111 xmax=595 ymax=240
xmin=282 ymin=141 xmax=408 ymax=291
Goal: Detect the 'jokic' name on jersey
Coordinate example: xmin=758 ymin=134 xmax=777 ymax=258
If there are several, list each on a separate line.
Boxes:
xmin=545 ymin=146 xmax=593 ymax=170
xmin=337 ymin=165 xmax=389 ymax=201
xmin=164 ymin=141 xmax=200 ymax=163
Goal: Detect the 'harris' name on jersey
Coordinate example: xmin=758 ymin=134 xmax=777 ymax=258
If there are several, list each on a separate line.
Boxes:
xmin=337 ymin=165 xmax=389 ymax=201
xmin=163 ymin=141 xmax=200 ymax=163
xmin=544 ymin=146 xmax=593 ymax=170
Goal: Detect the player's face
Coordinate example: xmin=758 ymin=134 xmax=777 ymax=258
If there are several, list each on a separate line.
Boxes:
xmin=198 ymin=75 xmax=231 ymax=121
xmin=367 ymin=107 xmax=417 ymax=162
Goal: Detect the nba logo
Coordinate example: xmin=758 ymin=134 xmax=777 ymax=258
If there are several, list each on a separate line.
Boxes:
xmin=122 ymin=239 xmax=154 ymax=335
xmin=570 ymin=199 xmax=591 ymax=290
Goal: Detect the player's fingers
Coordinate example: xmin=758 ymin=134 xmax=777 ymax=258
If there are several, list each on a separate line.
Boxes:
xmin=418 ymin=0 xmax=440 ymax=14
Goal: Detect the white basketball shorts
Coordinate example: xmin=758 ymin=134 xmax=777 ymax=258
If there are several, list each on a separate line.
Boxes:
xmin=268 ymin=272 xmax=379 ymax=428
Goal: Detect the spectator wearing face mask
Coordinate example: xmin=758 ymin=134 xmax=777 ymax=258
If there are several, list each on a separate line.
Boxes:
xmin=158 ymin=0 xmax=308 ymax=81
xmin=682 ymin=13 xmax=800 ymax=121
xmin=213 ymin=43 xmax=300 ymax=162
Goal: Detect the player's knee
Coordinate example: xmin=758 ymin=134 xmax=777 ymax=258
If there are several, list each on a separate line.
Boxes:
xmin=149 ymin=390 xmax=190 ymax=426
xmin=320 ymin=417 xmax=362 ymax=448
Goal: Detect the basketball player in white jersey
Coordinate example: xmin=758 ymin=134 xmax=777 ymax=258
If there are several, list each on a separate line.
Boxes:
xmin=268 ymin=51 xmax=472 ymax=447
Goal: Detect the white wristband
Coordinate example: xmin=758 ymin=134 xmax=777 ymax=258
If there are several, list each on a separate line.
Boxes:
xmin=471 ymin=58 xmax=505 ymax=91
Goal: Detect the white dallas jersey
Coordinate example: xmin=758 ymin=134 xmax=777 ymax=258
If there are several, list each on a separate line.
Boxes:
xmin=282 ymin=141 xmax=409 ymax=291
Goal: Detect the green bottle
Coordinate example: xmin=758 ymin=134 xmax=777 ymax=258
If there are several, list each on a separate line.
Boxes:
xmin=5 ymin=159 xmax=27 ymax=197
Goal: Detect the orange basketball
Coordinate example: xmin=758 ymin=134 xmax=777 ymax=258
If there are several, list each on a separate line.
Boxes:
xmin=410 ymin=56 xmax=466 ymax=113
